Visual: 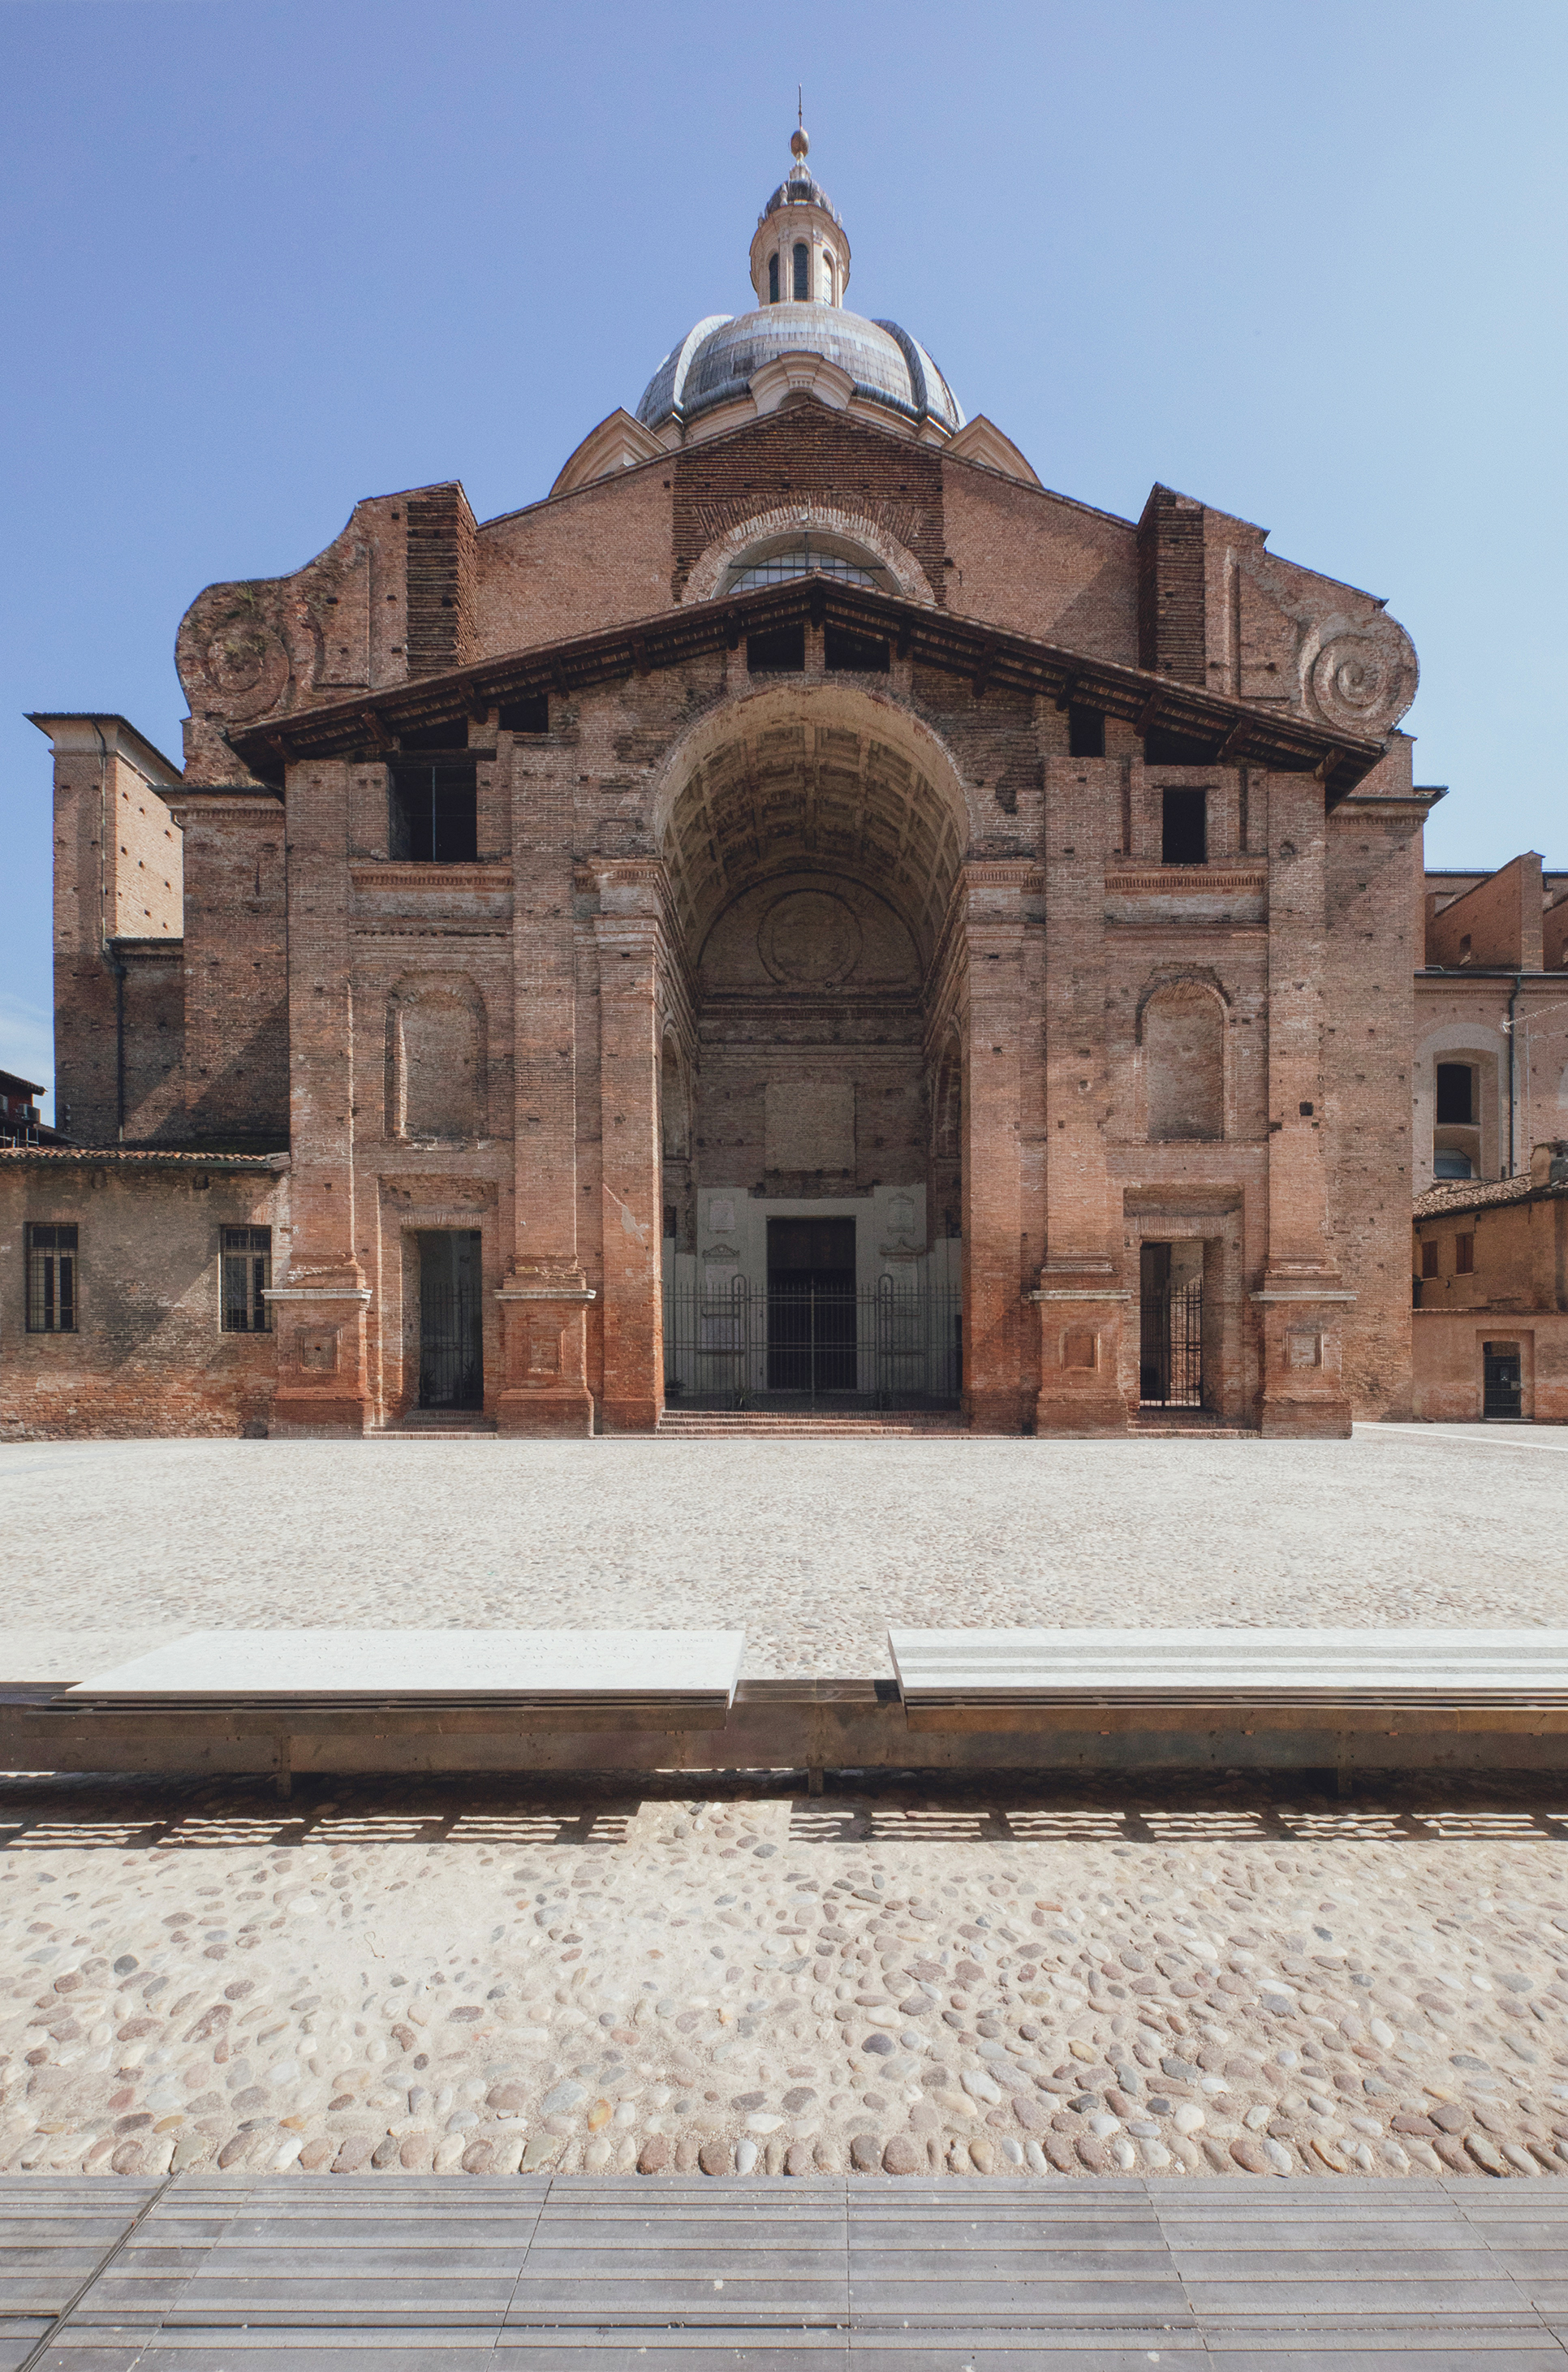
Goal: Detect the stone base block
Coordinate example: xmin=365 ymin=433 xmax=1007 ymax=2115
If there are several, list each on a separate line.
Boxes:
xmin=495 ymin=1388 xmax=596 ymax=1438
xmin=1259 ymin=1393 xmax=1353 ymax=1440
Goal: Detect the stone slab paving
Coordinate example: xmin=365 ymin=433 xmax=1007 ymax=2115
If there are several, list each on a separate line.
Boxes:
xmin=4 ymin=2175 xmax=1568 ymax=2365
xmin=1 ymin=1425 xmax=1566 ymax=1681
xmin=1 ymin=1771 xmax=1566 ymax=2189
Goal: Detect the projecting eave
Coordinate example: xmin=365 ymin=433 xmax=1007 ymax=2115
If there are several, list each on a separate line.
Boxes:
xmin=226 ymin=574 xmax=1387 ymax=804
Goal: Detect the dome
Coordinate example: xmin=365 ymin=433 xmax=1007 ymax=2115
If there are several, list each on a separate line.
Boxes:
xmin=636 ymin=304 xmax=964 ymax=436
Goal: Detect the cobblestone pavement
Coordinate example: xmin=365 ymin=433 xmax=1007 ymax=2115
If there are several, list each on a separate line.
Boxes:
xmin=3 ymin=1775 xmax=1566 ymax=2183
xmin=2 ymin=1425 xmax=1567 ymax=1679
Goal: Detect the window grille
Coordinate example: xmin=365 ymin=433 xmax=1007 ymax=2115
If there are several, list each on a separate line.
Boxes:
xmin=222 ymin=1227 xmax=273 ymax=1332
xmin=26 ymin=1223 xmax=77 ymax=1333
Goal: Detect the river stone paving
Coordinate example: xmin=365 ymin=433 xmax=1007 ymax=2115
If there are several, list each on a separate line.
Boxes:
xmin=2 ymin=1424 xmax=1567 ymax=1678
xmin=3 ymin=1776 xmax=1567 ymax=2182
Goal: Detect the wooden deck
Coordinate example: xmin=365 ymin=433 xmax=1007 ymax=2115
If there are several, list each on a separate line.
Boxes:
xmin=2 ymin=2174 xmax=1566 ymax=2366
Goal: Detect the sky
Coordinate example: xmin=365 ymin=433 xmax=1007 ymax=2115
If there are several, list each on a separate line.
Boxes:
xmin=2 ymin=0 xmax=1565 ymax=1117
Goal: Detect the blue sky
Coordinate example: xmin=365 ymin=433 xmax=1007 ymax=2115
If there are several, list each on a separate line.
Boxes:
xmin=3 ymin=0 xmax=1564 ymax=1115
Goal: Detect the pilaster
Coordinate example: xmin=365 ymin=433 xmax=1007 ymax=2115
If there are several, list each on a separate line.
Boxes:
xmin=1034 ymin=754 xmax=1130 ymax=1433
xmin=270 ymin=759 xmax=371 ymax=1435
xmin=497 ymin=731 xmax=594 ymax=1434
xmin=593 ymin=862 xmax=668 ymax=1433
xmin=1256 ymin=770 xmax=1353 ymax=1437
xmin=957 ymin=862 xmax=1032 ymax=1434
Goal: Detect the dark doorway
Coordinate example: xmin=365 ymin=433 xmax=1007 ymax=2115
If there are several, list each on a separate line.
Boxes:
xmin=1139 ymin=1240 xmax=1204 ymax=1408
xmin=417 ymin=1230 xmax=483 ymax=1409
xmin=1483 ymin=1341 xmax=1523 ymax=1420
xmin=767 ymin=1215 xmax=856 ymax=1393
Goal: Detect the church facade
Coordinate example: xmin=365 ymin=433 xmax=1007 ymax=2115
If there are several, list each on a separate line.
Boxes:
xmin=6 ymin=138 xmax=1437 ymax=1439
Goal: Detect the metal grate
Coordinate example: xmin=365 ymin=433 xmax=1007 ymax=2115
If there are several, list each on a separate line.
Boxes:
xmin=1139 ymin=1279 xmax=1204 ymax=1407
xmin=220 ymin=1227 xmax=272 ymax=1332
xmin=665 ymin=1279 xmax=961 ymax=1411
xmin=420 ymin=1284 xmax=484 ymax=1409
xmin=25 ymin=1222 xmax=77 ymax=1333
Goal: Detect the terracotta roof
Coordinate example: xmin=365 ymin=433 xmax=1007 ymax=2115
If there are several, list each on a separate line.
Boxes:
xmin=1415 ymin=1174 xmax=1568 ymax=1221
xmin=0 ymin=1147 xmax=286 ymax=1171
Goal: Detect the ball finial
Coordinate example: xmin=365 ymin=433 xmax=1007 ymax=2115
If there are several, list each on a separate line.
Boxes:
xmin=790 ymin=124 xmax=809 ymax=162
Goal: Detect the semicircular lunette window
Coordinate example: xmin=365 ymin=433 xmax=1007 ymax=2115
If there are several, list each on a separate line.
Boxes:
xmin=726 ymin=540 xmax=887 ymax=594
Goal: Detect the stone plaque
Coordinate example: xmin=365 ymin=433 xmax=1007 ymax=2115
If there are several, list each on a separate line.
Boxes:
xmin=295 ymin=1327 xmax=340 ymax=1375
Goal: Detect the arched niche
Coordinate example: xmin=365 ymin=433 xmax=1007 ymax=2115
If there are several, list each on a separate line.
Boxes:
xmin=1139 ymin=977 xmax=1227 ymax=1143
xmin=386 ymin=976 xmax=488 ymax=1142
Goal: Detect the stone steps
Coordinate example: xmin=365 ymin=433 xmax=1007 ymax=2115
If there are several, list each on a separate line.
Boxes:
xmin=657 ymin=1411 xmax=968 ymax=1438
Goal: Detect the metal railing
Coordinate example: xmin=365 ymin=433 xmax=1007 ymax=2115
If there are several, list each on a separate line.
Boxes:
xmin=665 ymin=1278 xmax=962 ymax=1411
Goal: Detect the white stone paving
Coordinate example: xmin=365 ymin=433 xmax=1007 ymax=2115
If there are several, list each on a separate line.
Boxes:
xmin=1 ymin=1424 xmax=1566 ymax=1680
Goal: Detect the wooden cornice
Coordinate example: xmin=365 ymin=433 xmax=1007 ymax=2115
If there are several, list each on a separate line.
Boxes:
xmin=228 ymin=576 xmax=1385 ymax=806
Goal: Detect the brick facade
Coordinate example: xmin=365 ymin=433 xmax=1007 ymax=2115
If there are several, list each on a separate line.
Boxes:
xmin=19 ymin=162 xmax=1485 ymax=1442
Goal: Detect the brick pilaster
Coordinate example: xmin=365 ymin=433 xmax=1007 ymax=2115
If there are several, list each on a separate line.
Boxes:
xmin=593 ymin=865 xmax=667 ymax=1432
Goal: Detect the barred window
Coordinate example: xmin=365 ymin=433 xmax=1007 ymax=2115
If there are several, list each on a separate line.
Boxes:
xmin=26 ymin=1223 xmax=77 ymax=1333
xmin=222 ymin=1227 xmax=272 ymax=1332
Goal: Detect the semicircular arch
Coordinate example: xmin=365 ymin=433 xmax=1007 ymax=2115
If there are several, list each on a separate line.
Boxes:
xmin=651 ymin=679 xmax=971 ymax=968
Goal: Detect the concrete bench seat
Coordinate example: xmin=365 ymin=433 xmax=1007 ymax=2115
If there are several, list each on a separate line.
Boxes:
xmin=887 ymin=1626 xmax=1568 ymax=1713
xmin=54 ymin=1628 xmax=746 ymax=1722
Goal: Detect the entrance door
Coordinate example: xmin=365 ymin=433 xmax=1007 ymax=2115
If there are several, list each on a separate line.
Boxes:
xmin=767 ymin=1216 xmax=856 ymax=1394
xmin=1139 ymin=1241 xmax=1204 ymax=1408
xmin=1483 ymin=1341 xmax=1523 ymax=1420
xmin=417 ymin=1230 xmax=484 ymax=1410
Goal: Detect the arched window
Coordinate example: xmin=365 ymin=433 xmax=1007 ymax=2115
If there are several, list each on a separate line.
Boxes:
xmin=822 ymin=255 xmax=834 ymax=303
xmin=792 ymin=242 xmax=808 ymax=300
xmin=1142 ymin=982 xmax=1224 ymax=1141
xmin=768 ymin=252 xmax=779 ymax=304
xmin=726 ymin=533 xmax=887 ymax=595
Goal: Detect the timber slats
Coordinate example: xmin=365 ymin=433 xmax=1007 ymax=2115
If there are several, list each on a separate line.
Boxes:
xmin=2 ymin=2176 xmax=1566 ymax=2365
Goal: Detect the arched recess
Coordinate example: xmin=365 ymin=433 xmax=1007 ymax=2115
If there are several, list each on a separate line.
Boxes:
xmin=649 ymin=680 xmax=973 ymax=1387
xmin=1138 ymin=974 xmax=1228 ymax=1143
xmin=679 ymin=503 xmax=939 ymax=608
xmin=386 ymin=975 xmax=488 ymax=1142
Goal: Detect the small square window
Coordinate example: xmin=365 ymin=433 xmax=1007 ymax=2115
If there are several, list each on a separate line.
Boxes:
xmin=1455 ymin=1232 xmax=1475 ymax=1275
xmin=1420 ymin=1239 xmax=1440 ymax=1279
xmin=389 ymin=761 xmax=478 ymax=862
xmin=823 ymin=625 xmax=889 ymax=674
xmin=746 ymin=623 xmax=805 ymax=674
xmin=498 ymin=694 xmax=549 ymax=734
xmin=26 ymin=1223 xmax=77 ymax=1332
xmin=222 ymin=1227 xmax=273 ymax=1332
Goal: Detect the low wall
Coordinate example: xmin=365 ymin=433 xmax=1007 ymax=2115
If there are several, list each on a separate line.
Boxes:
xmin=1411 ymin=1308 xmax=1568 ymax=1424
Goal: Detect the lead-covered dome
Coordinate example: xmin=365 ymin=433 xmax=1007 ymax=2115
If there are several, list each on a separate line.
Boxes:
xmin=636 ymin=304 xmax=963 ymax=435
xmin=635 ymin=127 xmax=963 ymax=440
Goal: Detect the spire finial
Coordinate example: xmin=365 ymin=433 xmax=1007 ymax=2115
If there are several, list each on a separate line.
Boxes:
xmin=790 ymin=88 xmax=808 ymax=162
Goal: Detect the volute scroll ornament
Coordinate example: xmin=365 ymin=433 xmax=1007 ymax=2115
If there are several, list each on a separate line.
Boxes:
xmin=1300 ymin=615 xmax=1417 ymax=739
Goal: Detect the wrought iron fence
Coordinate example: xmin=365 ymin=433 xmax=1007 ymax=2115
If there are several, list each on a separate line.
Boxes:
xmin=665 ymin=1279 xmax=962 ymax=1410
xmin=1139 ymin=1279 xmax=1204 ymax=1408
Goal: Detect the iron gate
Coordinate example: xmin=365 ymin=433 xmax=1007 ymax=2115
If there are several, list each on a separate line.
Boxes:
xmin=665 ymin=1279 xmax=962 ymax=1411
xmin=1139 ymin=1279 xmax=1204 ymax=1408
xmin=419 ymin=1284 xmax=484 ymax=1410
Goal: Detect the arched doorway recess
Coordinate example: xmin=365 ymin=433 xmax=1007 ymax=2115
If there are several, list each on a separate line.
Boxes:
xmin=652 ymin=682 xmax=973 ymax=1413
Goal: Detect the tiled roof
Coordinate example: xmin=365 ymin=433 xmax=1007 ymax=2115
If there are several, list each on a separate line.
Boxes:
xmin=1415 ymin=1174 xmax=1568 ymax=1221
xmin=0 ymin=1146 xmax=286 ymax=1171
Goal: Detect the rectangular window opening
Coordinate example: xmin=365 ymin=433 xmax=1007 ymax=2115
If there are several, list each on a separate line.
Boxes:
xmin=1436 ymin=1063 xmax=1475 ymax=1125
xmin=823 ymin=625 xmax=889 ymax=675
xmin=1067 ymin=703 xmax=1105 ymax=758
xmin=1420 ymin=1239 xmax=1440 ymax=1279
xmin=1455 ymin=1232 xmax=1475 ymax=1275
xmin=498 ymin=694 xmax=549 ymax=734
xmin=26 ymin=1222 xmax=78 ymax=1333
xmin=746 ymin=623 xmax=805 ymax=675
xmin=1161 ymin=786 xmax=1208 ymax=865
xmin=398 ymin=720 xmax=470 ymax=753
xmin=389 ymin=760 xmax=479 ymax=863
xmin=222 ymin=1226 xmax=274 ymax=1332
